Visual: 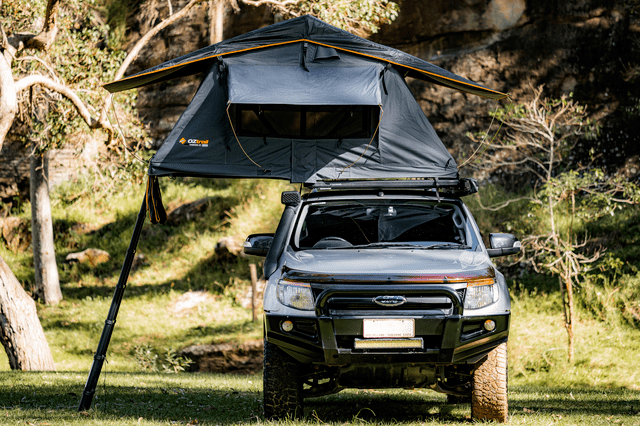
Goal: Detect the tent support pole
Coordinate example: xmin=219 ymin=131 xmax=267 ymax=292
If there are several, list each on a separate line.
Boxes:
xmin=78 ymin=197 xmax=147 ymax=411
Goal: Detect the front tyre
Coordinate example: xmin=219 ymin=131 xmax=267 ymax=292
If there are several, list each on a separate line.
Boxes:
xmin=263 ymin=339 xmax=303 ymax=419
xmin=471 ymin=342 xmax=508 ymax=422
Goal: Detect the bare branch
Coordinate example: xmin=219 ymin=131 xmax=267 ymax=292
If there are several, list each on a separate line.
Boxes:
xmin=240 ymin=0 xmax=298 ymax=8
xmin=15 ymin=56 xmax=62 ymax=83
xmin=100 ymin=0 xmax=204 ymax=125
xmin=474 ymin=194 xmax=539 ymax=211
xmin=15 ymin=74 xmax=99 ymax=128
xmin=26 ymin=0 xmax=60 ymax=51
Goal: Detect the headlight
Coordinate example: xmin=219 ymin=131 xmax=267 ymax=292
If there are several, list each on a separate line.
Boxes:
xmin=464 ymin=278 xmax=499 ymax=310
xmin=277 ymin=280 xmax=314 ymax=310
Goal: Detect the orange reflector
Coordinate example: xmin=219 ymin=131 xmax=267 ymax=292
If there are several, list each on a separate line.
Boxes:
xmin=467 ymin=278 xmax=496 ymax=287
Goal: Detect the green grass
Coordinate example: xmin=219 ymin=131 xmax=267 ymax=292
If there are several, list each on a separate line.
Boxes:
xmin=2 ymin=371 xmax=639 ymax=425
xmin=3 ymin=283 xmax=640 ymax=424
xmin=508 ymin=287 xmax=640 ymax=391
xmin=1 ymin=177 xmax=291 ymax=372
xmin=2 ymin=177 xmax=640 ymax=424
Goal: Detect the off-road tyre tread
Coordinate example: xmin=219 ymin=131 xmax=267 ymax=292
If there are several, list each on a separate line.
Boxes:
xmin=471 ymin=342 xmax=508 ymax=422
xmin=263 ymin=339 xmax=303 ymax=420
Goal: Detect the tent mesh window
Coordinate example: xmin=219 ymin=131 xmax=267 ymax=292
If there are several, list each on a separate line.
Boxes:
xmin=229 ymin=104 xmax=379 ymax=139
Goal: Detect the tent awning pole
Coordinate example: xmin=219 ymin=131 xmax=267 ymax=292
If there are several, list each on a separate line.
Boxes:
xmin=78 ymin=196 xmax=147 ymax=411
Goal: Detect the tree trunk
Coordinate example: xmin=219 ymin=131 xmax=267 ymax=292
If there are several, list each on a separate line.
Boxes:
xmin=565 ymin=271 xmax=575 ymax=363
xmin=209 ymin=0 xmax=225 ymax=44
xmin=30 ymin=151 xmax=62 ymax=305
xmin=26 ymin=0 xmax=60 ymax=50
xmin=0 ymin=49 xmax=17 ymax=152
xmin=0 ymin=255 xmax=56 ymax=370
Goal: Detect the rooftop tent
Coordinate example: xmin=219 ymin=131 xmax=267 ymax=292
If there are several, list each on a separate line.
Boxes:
xmin=104 ymin=15 xmax=507 ymax=184
xmin=147 ymin=50 xmax=457 ymax=183
xmin=105 ymin=15 xmax=506 ymax=100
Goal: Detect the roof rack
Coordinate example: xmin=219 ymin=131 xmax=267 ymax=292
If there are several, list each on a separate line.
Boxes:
xmin=307 ymin=178 xmax=479 ymax=196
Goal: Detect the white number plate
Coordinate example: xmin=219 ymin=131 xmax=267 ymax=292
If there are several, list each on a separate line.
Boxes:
xmin=363 ymin=319 xmax=415 ymax=338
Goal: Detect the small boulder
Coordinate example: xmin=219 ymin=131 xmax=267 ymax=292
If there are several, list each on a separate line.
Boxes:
xmin=65 ymin=248 xmax=110 ymax=267
xmin=0 ymin=217 xmax=30 ymax=252
xmin=215 ymin=236 xmax=245 ymax=261
xmin=166 ymin=197 xmax=215 ymax=226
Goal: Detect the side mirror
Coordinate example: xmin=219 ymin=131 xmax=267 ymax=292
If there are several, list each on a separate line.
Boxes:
xmin=244 ymin=233 xmax=274 ymax=257
xmin=487 ymin=233 xmax=521 ymax=258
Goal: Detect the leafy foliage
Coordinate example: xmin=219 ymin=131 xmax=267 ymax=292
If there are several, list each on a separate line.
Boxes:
xmin=4 ymin=0 xmax=149 ymax=157
xmin=293 ymin=0 xmax=399 ymax=34
xmin=134 ymin=344 xmax=194 ymax=373
xmin=471 ymin=87 xmax=640 ymax=361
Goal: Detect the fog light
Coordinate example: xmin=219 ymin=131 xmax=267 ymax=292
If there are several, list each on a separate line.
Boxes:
xmin=354 ymin=338 xmax=423 ymax=349
xmin=281 ymin=320 xmax=294 ymax=332
xmin=484 ymin=319 xmax=496 ymax=331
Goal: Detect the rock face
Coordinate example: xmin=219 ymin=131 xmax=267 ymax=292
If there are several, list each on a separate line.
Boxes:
xmin=0 ymin=134 xmax=102 ymax=208
xmin=0 ymin=217 xmax=30 ymax=252
xmin=371 ymin=0 xmax=640 ymax=179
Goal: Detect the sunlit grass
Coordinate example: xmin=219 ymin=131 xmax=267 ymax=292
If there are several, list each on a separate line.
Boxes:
xmin=0 ymin=177 xmax=288 ymax=372
xmin=509 ymin=286 xmax=640 ymax=390
xmin=2 ymin=371 xmax=639 ymax=425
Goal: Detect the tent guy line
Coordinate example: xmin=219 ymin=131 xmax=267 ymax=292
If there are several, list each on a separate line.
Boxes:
xmin=339 ymin=105 xmax=383 ymax=175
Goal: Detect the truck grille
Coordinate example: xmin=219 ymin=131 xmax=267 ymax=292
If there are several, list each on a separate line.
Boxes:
xmin=326 ymin=296 xmax=453 ymax=314
xmin=311 ymin=287 xmax=465 ymax=316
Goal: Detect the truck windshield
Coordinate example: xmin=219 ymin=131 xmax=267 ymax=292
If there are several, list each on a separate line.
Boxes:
xmin=293 ymin=200 xmax=472 ymax=250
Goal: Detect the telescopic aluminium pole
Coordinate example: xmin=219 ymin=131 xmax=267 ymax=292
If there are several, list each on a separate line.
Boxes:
xmin=78 ymin=197 xmax=147 ymax=411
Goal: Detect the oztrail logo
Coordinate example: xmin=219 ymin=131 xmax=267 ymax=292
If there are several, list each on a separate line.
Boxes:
xmin=180 ymin=137 xmax=209 ymax=147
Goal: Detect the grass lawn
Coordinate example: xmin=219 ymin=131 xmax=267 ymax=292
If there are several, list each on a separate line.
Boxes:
xmin=2 ymin=371 xmax=639 ymax=425
xmin=2 ymin=177 xmax=640 ymax=425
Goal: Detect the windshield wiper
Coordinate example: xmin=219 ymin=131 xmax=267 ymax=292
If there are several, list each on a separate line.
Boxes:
xmin=320 ymin=242 xmax=472 ymax=250
xmin=339 ymin=242 xmax=425 ymax=249
xmin=422 ymin=243 xmax=472 ymax=250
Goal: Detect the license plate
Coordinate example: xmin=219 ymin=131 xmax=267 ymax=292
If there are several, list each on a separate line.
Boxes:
xmin=363 ymin=319 xmax=415 ymax=338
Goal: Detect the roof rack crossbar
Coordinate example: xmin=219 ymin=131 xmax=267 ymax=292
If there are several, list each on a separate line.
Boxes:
xmin=307 ymin=178 xmax=479 ymax=196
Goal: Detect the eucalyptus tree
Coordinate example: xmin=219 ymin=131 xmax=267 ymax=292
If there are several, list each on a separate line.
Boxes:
xmin=0 ymin=0 xmax=398 ymax=369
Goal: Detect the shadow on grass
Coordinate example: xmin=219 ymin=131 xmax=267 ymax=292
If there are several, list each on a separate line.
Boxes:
xmin=55 ymin=190 xmax=240 ymax=288
xmin=60 ymin=250 xmax=248 ymax=302
xmin=179 ymin=320 xmax=260 ymax=342
xmin=3 ymin=372 xmax=640 ymax=425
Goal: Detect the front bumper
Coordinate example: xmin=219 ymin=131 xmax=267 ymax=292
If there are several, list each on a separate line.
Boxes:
xmin=265 ymin=284 xmax=509 ymax=366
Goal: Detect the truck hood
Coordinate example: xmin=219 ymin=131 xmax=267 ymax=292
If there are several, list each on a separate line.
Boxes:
xmin=280 ymin=247 xmax=494 ymax=281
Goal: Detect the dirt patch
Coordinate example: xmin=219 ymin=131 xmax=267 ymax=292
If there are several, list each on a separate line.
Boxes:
xmin=179 ymin=340 xmax=263 ymax=375
xmin=167 ymin=291 xmax=217 ymax=318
